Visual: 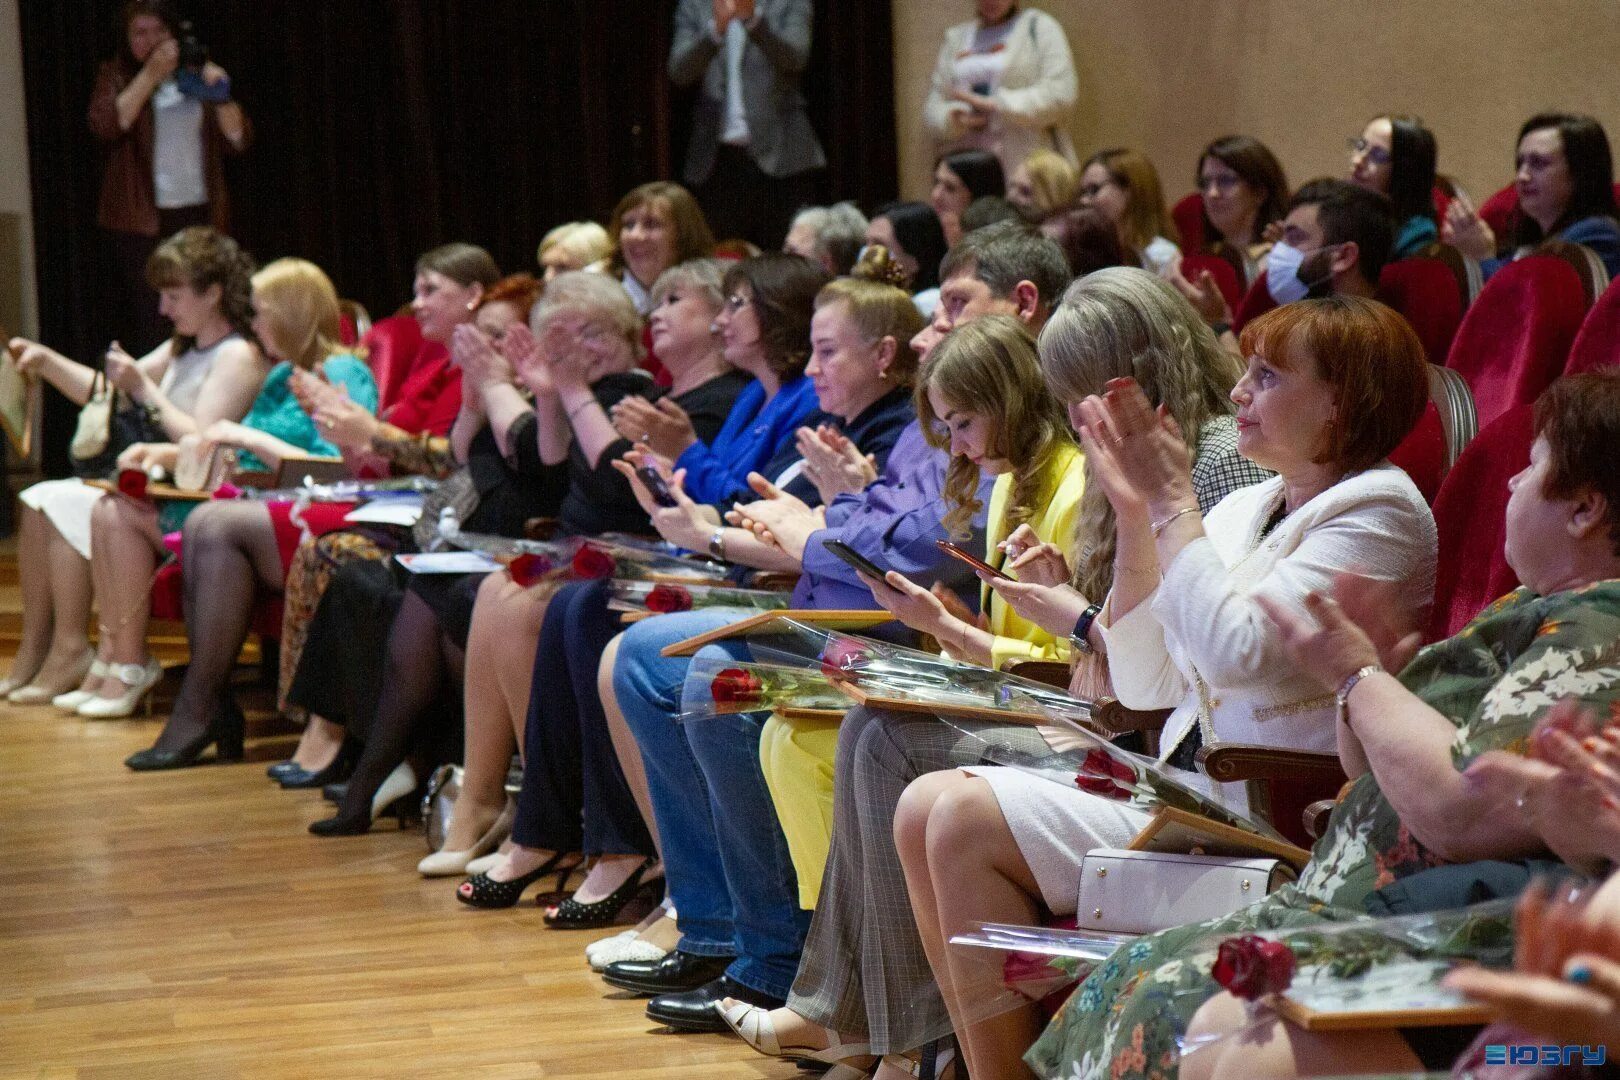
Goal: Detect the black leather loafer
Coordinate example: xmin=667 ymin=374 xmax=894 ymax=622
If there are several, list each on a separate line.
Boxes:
xmin=646 ymin=975 xmax=785 ymax=1033
xmin=601 ymin=950 xmax=732 ymax=996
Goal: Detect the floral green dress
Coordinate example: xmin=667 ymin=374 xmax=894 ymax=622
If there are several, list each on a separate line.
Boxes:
xmin=1027 ymin=581 xmax=1620 ymax=1080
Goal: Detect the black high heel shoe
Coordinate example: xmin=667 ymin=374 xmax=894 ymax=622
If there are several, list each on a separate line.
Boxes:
xmin=456 ymin=851 xmax=584 ymax=910
xmin=308 ymin=761 xmax=419 ymax=836
xmin=278 ymin=740 xmax=358 ymax=789
xmin=125 ymin=702 xmax=246 ymax=772
xmin=543 ymin=856 xmax=662 ymax=930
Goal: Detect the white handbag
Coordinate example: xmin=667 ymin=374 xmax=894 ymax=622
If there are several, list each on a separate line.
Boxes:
xmin=1074 ymin=849 xmax=1295 ymax=935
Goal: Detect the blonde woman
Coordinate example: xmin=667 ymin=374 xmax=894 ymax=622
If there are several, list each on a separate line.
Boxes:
xmin=109 ymin=259 xmax=377 ymax=762
xmin=538 ymin=221 xmax=611 ymax=284
xmin=1008 ymin=148 xmax=1080 ymax=224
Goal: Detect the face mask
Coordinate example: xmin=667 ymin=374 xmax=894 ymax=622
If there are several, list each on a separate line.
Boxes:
xmin=1266 ymin=241 xmax=1340 ymax=304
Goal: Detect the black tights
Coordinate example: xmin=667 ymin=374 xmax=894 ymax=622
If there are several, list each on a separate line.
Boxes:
xmin=159 ymin=501 xmax=283 ymax=751
xmin=326 ymin=590 xmax=464 ymax=829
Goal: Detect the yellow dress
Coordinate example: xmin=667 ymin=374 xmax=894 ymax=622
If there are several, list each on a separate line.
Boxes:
xmin=762 ymin=443 xmax=1085 ymax=907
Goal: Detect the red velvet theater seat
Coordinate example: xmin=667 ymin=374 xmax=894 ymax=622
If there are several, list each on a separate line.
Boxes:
xmin=1427 ymin=405 xmax=1533 ymax=641
xmin=1443 ymin=254 xmax=1588 ymax=429
xmin=1377 ymin=245 xmax=1482 ymax=365
xmin=358 ymin=314 xmax=442 ymax=416
xmin=1566 ymin=275 xmax=1620 ymax=374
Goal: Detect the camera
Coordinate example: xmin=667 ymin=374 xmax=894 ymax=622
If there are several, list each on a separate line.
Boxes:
xmin=176 ymin=20 xmax=208 ymax=71
xmin=172 ymin=19 xmax=232 ymax=103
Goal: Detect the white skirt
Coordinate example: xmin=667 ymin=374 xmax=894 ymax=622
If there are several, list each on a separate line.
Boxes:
xmin=18 ymin=478 xmax=105 ymax=559
xmin=961 ymin=764 xmax=1151 ymax=915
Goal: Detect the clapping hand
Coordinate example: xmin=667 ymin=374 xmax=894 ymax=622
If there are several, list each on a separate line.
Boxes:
xmin=610 ymin=395 xmax=699 ymax=459
xmin=289 ymin=367 xmax=339 ymax=414
xmin=310 ymin=388 xmax=379 ymax=451
xmin=496 ymin=322 xmax=550 ymax=398
xmin=1445 ymin=877 xmax=1620 ymax=1051
xmin=1442 ymin=190 xmax=1497 ymax=262
xmin=1073 ymin=378 xmax=1195 ymax=527
xmin=1161 ymin=255 xmax=1234 ymax=329
xmin=724 ymin=472 xmax=822 ymax=560
xmin=451 ymin=323 xmax=513 ymax=395
xmin=796 ymin=424 xmax=877 ymax=502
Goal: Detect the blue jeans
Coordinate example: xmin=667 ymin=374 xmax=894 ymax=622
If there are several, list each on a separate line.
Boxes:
xmin=613 ymin=609 xmax=812 ymax=999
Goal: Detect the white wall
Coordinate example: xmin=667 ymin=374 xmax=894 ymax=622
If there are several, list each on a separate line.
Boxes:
xmin=0 ymin=0 xmax=36 ymax=338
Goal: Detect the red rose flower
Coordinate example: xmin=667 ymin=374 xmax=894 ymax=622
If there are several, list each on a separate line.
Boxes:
xmin=1211 ymin=935 xmax=1296 ymax=1000
xmin=116 ymin=468 xmax=149 ymax=501
xmin=211 ymin=482 xmax=242 ymax=500
xmin=710 ymin=667 xmax=764 ymax=706
xmin=645 ymin=584 xmax=694 ymax=613
xmin=507 ymin=553 xmax=555 ymax=588
xmin=819 ymin=639 xmax=870 ymax=679
xmin=1074 ymin=775 xmax=1131 ymax=800
xmin=1079 ymin=748 xmax=1137 ymax=784
xmin=571 ymin=544 xmax=616 ymax=579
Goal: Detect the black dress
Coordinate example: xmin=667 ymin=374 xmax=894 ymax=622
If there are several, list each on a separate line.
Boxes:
xmin=287 ymin=370 xmax=748 ymax=742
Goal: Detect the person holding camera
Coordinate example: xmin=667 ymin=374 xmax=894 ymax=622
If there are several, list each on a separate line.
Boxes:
xmin=89 ymin=1 xmax=252 ymax=351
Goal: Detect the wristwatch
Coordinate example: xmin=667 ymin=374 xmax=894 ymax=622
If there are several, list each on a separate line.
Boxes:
xmin=1335 ymin=664 xmax=1382 ymax=730
xmin=707 ymin=528 xmax=727 ymax=561
xmin=1070 ymin=603 xmax=1104 ymax=655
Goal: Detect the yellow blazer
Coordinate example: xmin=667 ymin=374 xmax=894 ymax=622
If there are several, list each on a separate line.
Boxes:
xmin=983 ymin=441 xmax=1085 ymax=670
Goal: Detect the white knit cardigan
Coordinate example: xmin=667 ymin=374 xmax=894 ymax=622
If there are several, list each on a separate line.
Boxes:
xmin=1097 ymin=463 xmax=1437 ymax=766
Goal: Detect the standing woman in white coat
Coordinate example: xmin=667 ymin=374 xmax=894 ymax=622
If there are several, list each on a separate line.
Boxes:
xmin=924 ymin=1 xmax=1079 ymax=177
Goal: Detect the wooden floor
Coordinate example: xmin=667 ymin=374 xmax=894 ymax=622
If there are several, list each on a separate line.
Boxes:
xmin=0 ymin=599 xmax=801 ymax=1077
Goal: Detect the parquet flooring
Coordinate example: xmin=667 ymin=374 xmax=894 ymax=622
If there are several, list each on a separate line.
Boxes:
xmin=0 ymin=570 xmax=801 ymax=1078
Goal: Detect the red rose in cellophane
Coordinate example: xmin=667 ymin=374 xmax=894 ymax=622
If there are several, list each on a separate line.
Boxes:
xmin=116 ymin=468 xmax=149 ymax=501
xmin=1074 ymin=748 xmax=1134 ymax=799
xmin=710 ymin=667 xmax=764 ymax=706
xmin=571 ymin=544 xmax=616 ymax=579
xmin=645 ymin=584 xmax=693 ymax=613
xmin=819 ymin=638 xmax=871 ymax=679
xmin=507 ymin=553 xmax=555 ymax=588
xmin=1211 ymin=934 xmax=1296 ymax=1000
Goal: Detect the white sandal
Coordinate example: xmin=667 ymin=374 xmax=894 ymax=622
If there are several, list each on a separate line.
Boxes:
xmin=716 ymin=999 xmax=872 ymax=1065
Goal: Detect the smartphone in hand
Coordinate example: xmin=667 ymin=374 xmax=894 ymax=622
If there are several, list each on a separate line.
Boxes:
xmin=936 ymin=539 xmax=1012 ymax=580
xmin=635 ymin=464 xmax=679 ymax=509
xmin=822 ymin=538 xmax=888 ymax=580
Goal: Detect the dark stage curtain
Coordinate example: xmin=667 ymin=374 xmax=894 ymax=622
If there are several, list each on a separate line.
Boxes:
xmin=19 ymin=0 xmax=896 ymax=475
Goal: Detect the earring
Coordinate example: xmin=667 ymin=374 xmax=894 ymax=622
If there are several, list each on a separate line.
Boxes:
xmin=466 ymin=301 xmax=477 ymax=311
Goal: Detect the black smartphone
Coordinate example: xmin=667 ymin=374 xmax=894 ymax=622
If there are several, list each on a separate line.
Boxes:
xmin=936 ymin=539 xmax=1012 ymax=580
xmin=635 ymin=464 xmax=678 ymax=509
xmin=822 ymin=538 xmax=888 ymax=580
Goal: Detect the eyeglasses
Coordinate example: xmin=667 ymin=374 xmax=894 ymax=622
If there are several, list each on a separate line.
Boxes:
xmin=725 ymin=293 xmax=753 ymax=312
xmin=1199 ymin=173 xmax=1243 ymax=195
xmin=1346 ymin=137 xmax=1392 ymax=168
xmin=1516 ymin=152 xmax=1563 ymax=173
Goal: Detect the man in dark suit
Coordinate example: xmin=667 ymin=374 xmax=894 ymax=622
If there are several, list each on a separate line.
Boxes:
xmin=669 ymin=0 xmax=826 ymax=250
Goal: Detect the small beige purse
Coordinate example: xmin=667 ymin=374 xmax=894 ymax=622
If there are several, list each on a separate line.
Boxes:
xmin=1075 ymin=848 xmax=1295 ymax=935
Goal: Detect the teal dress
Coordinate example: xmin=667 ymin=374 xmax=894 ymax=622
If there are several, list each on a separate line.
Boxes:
xmin=159 ymin=354 xmax=377 ymax=532
xmin=1027 ymin=580 xmax=1620 ymax=1079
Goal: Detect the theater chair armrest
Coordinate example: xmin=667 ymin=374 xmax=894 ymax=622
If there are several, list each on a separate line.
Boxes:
xmin=999 ymin=659 xmax=1071 ymax=688
xmin=1090 ymin=701 xmax=1172 ymax=737
xmin=1195 ymin=742 xmax=1345 ymax=785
